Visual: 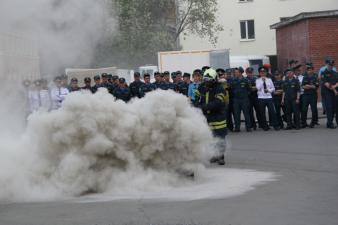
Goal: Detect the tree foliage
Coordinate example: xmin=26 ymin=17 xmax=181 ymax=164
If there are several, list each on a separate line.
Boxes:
xmin=94 ymin=0 xmax=222 ymax=69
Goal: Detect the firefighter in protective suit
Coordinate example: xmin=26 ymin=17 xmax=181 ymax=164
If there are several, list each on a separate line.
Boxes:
xmin=195 ymin=69 xmax=227 ymax=165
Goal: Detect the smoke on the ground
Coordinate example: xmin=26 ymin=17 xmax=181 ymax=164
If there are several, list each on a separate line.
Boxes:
xmin=0 ymin=89 xmax=217 ymax=202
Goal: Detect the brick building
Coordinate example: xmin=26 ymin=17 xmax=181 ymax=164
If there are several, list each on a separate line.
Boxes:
xmin=271 ymin=10 xmax=338 ymax=71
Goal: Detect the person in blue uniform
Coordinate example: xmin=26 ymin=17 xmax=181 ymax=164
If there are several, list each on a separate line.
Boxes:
xmin=162 ymin=71 xmax=174 ymax=91
xmin=301 ymin=63 xmax=319 ymax=128
xmin=68 ymin=78 xmax=81 ymax=92
xmin=225 ymin=69 xmax=235 ymax=131
xmin=282 ymin=69 xmax=301 ymax=130
xmin=140 ymin=73 xmax=155 ymax=97
xmin=322 ymin=66 xmax=338 ymax=129
xmin=129 ymin=72 xmax=144 ymax=98
xmin=152 ymin=72 xmax=166 ymax=90
xmin=195 ymin=69 xmax=227 ymax=165
xmin=101 ymin=73 xmax=114 ymax=94
xmin=188 ymin=69 xmax=202 ymax=103
xmin=273 ymin=71 xmax=284 ymax=129
xmin=113 ymin=78 xmax=131 ymax=102
xmin=246 ymin=67 xmax=262 ymax=130
xmin=231 ymin=68 xmax=252 ymax=132
xmin=91 ymin=75 xmax=102 ymax=93
xmin=82 ymin=77 xmax=93 ymax=93
xmin=176 ymin=73 xmax=190 ymax=96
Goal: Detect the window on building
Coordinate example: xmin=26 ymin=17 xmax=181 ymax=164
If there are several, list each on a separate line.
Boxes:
xmin=240 ymin=20 xmax=255 ymax=40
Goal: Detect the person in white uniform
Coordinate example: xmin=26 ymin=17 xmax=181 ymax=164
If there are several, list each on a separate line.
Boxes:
xmin=50 ymin=76 xmax=69 ymax=110
xmin=256 ymin=67 xmax=280 ymax=131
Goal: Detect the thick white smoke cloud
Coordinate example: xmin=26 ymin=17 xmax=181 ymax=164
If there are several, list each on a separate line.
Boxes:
xmin=0 ymin=0 xmax=115 ymax=75
xmin=0 ymin=90 xmax=216 ymax=202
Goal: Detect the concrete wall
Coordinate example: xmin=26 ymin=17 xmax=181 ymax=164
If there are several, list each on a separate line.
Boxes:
xmin=180 ymin=0 xmax=338 ymax=56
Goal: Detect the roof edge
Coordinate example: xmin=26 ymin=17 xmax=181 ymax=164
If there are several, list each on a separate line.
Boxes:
xmin=270 ymin=10 xmax=338 ymax=29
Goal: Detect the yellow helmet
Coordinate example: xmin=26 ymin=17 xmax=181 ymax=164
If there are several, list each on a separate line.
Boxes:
xmin=203 ymin=68 xmax=217 ymax=81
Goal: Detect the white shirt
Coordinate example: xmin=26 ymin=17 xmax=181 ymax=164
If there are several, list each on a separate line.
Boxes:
xmin=29 ymin=89 xmax=52 ymax=112
xmin=256 ymin=77 xmax=275 ymax=99
xmin=296 ymin=74 xmax=304 ymax=95
xmin=50 ymin=86 xmax=69 ymax=109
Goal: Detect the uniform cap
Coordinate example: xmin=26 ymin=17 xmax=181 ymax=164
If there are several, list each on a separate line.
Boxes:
xmin=246 ymin=67 xmax=254 ymax=73
xmin=134 ymin=72 xmax=141 ymax=77
xmin=112 ymin=75 xmax=119 ymax=80
xmin=306 ymin=63 xmax=314 ymax=69
xmin=94 ymin=75 xmax=101 ymax=80
xmin=216 ymin=68 xmax=225 ymax=74
xmin=258 ymin=67 xmax=266 ymax=72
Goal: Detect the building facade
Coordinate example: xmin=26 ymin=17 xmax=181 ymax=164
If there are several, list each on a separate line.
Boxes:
xmin=0 ymin=33 xmax=40 ymax=82
xmin=271 ymin=10 xmax=338 ymax=71
xmin=180 ymin=0 xmax=338 ymax=61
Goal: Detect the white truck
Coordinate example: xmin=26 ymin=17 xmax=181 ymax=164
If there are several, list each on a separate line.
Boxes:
xmin=158 ymin=49 xmax=230 ymax=74
xmin=139 ymin=49 xmax=270 ymax=77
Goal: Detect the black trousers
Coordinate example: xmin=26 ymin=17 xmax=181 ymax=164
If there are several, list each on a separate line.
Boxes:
xmin=323 ymin=92 xmax=336 ymax=126
xmin=227 ymin=99 xmax=234 ymax=130
xmin=285 ymin=98 xmax=300 ymax=128
xmin=301 ymin=94 xmax=318 ymax=125
xmin=249 ymin=95 xmax=263 ymax=129
xmin=233 ymin=98 xmax=251 ymax=129
xmin=336 ymin=95 xmax=338 ymax=125
xmin=258 ymin=98 xmax=278 ymax=129
xmin=273 ymin=97 xmax=284 ymax=128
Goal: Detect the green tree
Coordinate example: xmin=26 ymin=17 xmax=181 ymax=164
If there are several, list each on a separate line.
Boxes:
xmin=94 ymin=0 xmax=222 ymax=69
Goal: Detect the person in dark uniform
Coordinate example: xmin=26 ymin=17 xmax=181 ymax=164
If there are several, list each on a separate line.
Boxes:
xmin=175 ymin=72 xmax=187 ymax=96
xmin=301 ymin=63 xmax=319 ymax=128
xmin=225 ymin=68 xmax=235 ymax=131
xmin=92 ymin=75 xmax=102 ymax=93
xmin=171 ymin=72 xmax=177 ymax=84
xmin=288 ymin=60 xmax=298 ymax=70
xmin=246 ymin=67 xmax=262 ymax=130
xmin=101 ymin=73 xmax=114 ymax=94
xmin=140 ymin=73 xmax=155 ymax=97
xmin=113 ymin=78 xmax=131 ymax=102
xmin=129 ymin=72 xmax=144 ymax=98
xmin=68 ymin=78 xmax=81 ymax=92
xmin=163 ymin=71 xmax=175 ymax=91
xmin=107 ymin=74 xmax=113 ymax=84
xmin=195 ymin=69 xmax=227 ymax=165
xmin=273 ymin=71 xmax=285 ymax=129
xmin=282 ymin=69 xmax=301 ymax=130
xmin=176 ymin=73 xmax=190 ymax=96
xmin=322 ymin=66 xmax=338 ymax=129
xmin=153 ymin=72 xmax=166 ymax=90
xmin=231 ymin=68 xmax=252 ymax=132
xmin=82 ymin=77 xmax=93 ymax=93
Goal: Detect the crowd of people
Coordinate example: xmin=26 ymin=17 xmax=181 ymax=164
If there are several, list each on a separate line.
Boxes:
xmin=22 ymin=58 xmax=338 ymax=134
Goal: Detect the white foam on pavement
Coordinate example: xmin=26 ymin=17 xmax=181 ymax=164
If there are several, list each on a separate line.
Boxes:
xmin=77 ymin=168 xmax=277 ymax=203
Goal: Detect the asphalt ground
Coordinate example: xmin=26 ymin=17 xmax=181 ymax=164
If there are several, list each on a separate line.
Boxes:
xmin=0 ymin=118 xmax=337 ymax=225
